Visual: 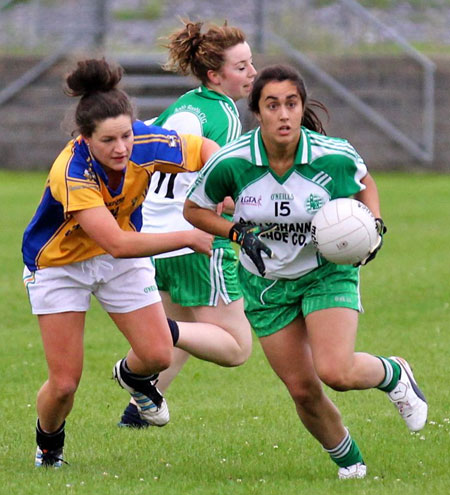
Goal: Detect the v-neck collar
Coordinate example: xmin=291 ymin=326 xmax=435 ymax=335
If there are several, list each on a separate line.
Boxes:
xmin=250 ymin=127 xmax=310 ymax=166
xmin=89 ymin=151 xmax=126 ymax=197
xmin=250 ymin=127 xmax=311 ymax=183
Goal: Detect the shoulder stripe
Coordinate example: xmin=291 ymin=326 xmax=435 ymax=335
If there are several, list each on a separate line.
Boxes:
xmin=312 ymin=171 xmax=333 ymax=187
xmin=309 ymin=135 xmax=357 ymax=160
xmin=219 ymin=100 xmax=241 ymax=143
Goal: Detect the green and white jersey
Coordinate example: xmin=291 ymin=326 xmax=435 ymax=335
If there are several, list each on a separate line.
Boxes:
xmin=188 ymin=126 xmax=368 ymax=280
xmin=141 ymin=85 xmax=241 ymax=258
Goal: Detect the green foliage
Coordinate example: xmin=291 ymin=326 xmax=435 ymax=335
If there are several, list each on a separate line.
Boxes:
xmin=313 ymin=1 xmax=450 ymax=9
xmin=359 ymin=0 xmax=448 ymax=8
xmin=1 ymin=170 xmax=449 ymax=494
xmin=0 ymin=0 xmax=24 ymax=12
xmin=113 ymin=0 xmax=163 ymax=21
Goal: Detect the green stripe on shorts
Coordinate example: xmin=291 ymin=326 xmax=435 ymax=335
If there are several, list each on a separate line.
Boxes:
xmin=238 ymin=262 xmax=362 ymax=337
xmin=155 ymin=246 xmax=242 ymax=307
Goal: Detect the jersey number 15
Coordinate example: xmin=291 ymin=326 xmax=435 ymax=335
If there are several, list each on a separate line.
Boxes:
xmin=274 ymin=201 xmax=291 ymax=217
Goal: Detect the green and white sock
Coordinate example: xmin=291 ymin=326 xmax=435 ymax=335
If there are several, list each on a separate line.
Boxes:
xmin=376 ymin=356 xmax=401 ymax=392
xmin=325 ymin=429 xmax=364 ymax=468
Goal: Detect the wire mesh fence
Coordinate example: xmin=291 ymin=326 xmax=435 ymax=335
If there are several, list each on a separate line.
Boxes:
xmin=0 ymin=0 xmax=447 ymax=169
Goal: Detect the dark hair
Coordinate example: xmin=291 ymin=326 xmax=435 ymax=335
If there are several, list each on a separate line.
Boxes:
xmin=162 ymin=19 xmax=246 ymax=85
xmin=248 ymin=64 xmax=328 ymax=135
xmin=64 ymin=58 xmax=134 ymax=137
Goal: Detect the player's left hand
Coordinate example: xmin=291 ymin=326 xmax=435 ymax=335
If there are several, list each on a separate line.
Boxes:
xmin=354 ymin=217 xmax=387 ymax=266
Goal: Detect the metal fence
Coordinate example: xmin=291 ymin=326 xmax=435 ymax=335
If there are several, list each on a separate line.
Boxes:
xmin=0 ymin=0 xmax=439 ymax=165
xmin=0 ymin=0 xmax=107 ymax=52
xmin=261 ymin=0 xmax=436 ymax=163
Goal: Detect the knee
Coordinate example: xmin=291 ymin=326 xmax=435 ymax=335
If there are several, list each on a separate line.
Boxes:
xmin=140 ymin=347 xmax=173 ymax=373
xmin=316 ymin=364 xmax=352 ymax=392
xmin=227 ymin=343 xmax=252 ymax=367
xmin=225 ymin=355 xmax=248 ymax=368
xmin=285 ymin=377 xmax=324 ymax=408
xmin=227 ymin=326 xmax=253 ymax=367
xmin=49 ymin=376 xmax=80 ymax=402
xmin=156 ymin=350 xmax=172 ymax=371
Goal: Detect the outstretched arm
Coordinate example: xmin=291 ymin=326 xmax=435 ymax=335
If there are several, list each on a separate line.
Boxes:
xmin=73 ymin=206 xmax=213 ymax=258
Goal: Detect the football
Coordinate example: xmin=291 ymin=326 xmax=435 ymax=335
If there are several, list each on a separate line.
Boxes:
xmin=311 ymin=198 xmax=379 ymax=265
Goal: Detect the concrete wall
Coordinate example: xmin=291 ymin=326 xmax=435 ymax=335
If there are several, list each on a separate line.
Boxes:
xmin=0 ymin=54 xmax=448 ymax=172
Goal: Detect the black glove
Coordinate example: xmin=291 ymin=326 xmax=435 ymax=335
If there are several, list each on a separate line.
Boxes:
xmin=229 ymin=223 xmax=275 ymax=277
xmin=355 ymin=218 xmax=387 ymax=267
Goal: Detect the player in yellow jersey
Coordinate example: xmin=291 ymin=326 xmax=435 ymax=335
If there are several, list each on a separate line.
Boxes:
xmin=22 ymin=58 xmax=252 ymax=467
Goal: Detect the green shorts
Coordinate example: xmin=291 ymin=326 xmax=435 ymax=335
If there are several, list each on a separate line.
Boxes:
xmin=154 ymin=246 xmax=242 ymax=307
xmin=238 ymin=262 xmax=362 ymax=337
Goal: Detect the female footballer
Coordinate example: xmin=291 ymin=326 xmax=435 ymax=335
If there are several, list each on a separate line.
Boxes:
xmin=184 ymin=64 xmax=428 ymax=479
xmin=119 ymin=19 xmax=257 ymax=427
xmin=22 ymin=58 xmax=251 ymax=467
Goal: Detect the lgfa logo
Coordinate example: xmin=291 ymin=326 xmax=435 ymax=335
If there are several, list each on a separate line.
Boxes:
xmin=240 ymin=195 xmax=262 ymax=207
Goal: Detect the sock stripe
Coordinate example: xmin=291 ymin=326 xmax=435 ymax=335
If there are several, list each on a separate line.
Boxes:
xmin=377 ymin=356 xmax=394 ymax=389
xmin=325 ymin=429 xmax=351 ymax=458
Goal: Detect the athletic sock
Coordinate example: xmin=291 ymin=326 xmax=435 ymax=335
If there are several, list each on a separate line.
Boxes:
xmin=119 ymin=358 xmax=163 ymax=407
xmin=36 ymin=419 xmax=65 ymax=451
xmin=120 ymin=358 xmax=158 ymax=385
xmin=325 ymin=429 xmax=364 ymax=468
xmin=376 ymin=356 xmax=401 ymax=392
xmin=167 ymin=318 xmax=180 ymax=345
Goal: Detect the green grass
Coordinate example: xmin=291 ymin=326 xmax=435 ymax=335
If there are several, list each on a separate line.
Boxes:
xmin=0 ymin=170 xmax=449 ymax=494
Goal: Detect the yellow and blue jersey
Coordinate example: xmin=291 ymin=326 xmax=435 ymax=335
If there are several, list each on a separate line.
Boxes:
xmin=22 ymin=120 xmax=203 ymax=271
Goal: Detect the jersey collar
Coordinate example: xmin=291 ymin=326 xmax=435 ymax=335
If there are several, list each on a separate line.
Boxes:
xmin=83 ymin=141 xmax=126 ymax=196
xmin=250 ymin=126 xmax=311 ymax=166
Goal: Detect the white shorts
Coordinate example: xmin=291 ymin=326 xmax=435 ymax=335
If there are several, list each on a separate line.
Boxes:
xmin=23 ymin=254 xmax=161 ymax=315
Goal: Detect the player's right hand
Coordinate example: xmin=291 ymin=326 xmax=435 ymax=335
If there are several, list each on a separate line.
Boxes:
xmin=188 ymin=228 xmax=214 ymax=256
xmin=229 ymin=223 xmax=275 ymax=277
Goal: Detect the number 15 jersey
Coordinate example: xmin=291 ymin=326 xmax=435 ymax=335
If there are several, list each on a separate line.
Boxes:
xmin=188 ymin=126 xmax=368 ymax=280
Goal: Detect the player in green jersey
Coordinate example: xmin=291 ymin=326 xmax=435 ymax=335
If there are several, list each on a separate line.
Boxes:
xmin=119 ymin=20 xmax=257 ymax=427
xmin=184 ymin=64 xmax=428 ymax=479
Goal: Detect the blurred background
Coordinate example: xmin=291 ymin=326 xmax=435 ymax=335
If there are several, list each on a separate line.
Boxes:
xmin=0 ymin=0 xmax=449 ymax=171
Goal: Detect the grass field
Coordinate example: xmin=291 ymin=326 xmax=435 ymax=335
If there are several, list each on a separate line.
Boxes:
xmin=0 ymin=170 xmax=449 ymax=495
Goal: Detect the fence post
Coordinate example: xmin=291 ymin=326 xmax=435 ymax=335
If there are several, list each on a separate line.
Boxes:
xmin=254 ymin=0 xmax=266 ymax=53
xmin=92 ymin=0 xmax=109 ymax=48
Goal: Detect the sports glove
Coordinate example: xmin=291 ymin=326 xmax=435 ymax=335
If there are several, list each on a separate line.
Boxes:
xmin=355 ymin=217 xmax=387 ymax=267
xmin=229 ymin=223 xmax=275 ymax=277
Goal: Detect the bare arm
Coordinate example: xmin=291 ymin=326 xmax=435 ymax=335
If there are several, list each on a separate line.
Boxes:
xmin=73 ymin=206 xmax=213 ymax=258
xmin=354 ymin=172 xmax=381 ymax=218
xmin=200 ymin=137 xmax=220 ymax=165
xmin=184 ymin=199 xmax=233 ymax=238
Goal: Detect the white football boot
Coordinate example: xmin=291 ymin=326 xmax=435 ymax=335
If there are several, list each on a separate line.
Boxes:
xmin=113 ymin=360 xmax=169 ymax=427
xmin=387 ymin=357 xmax=428 ymax=432
xmin=338 ymin=462 xmax=367 ymax=479
xmin=35 ymin=446 xmax=65 ymax=467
